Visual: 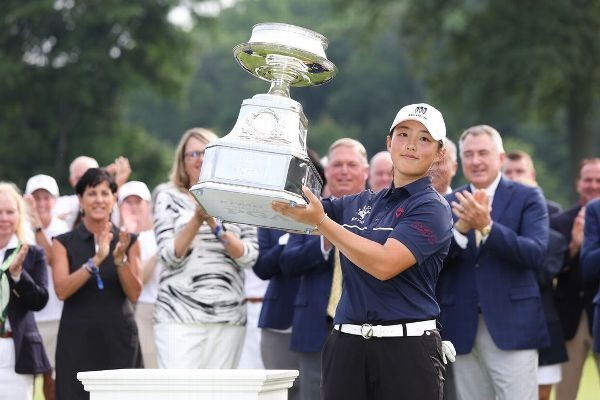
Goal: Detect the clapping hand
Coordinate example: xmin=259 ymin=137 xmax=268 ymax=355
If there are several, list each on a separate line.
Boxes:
xmin=451 ymin=189 xmax=492 ymax=232
xmin=93 ymin=226 xmax=113 ymax=267
xmin=8 ymin=244 xmax=28 ymax=279
xmin=113 ymin=228 xmax=131 ymax=268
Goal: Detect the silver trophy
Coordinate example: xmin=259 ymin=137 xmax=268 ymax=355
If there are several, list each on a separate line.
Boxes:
xmin=190 ymin=23 xmax=337 ymax=233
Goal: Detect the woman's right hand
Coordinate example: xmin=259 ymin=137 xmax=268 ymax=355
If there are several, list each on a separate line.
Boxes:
xmin=93 ymin=226 xmax=113 ymax=266
xmin=194 ymin=205 xmax=211 ymax=224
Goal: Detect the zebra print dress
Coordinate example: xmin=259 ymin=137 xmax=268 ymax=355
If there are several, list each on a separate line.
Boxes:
xmin=152 ymin=183 xmax=258 ymax=325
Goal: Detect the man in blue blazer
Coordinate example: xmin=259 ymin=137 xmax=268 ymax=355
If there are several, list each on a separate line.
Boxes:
xmin=550 ymin=158 xmax=600 ymax=400
xmin=437 ymin=125 xmax=549 ymax=400
xmin=280 ymin=138 xmax=369 ymax=400
xmin=252 ymin=227 xmax=301 ymax=400
xmin=580 ymin=197 xmax=600 ymax=356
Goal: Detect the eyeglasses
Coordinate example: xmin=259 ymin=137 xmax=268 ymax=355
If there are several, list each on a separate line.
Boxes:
xmin=184 ymin=150 xmax=205 ymax=160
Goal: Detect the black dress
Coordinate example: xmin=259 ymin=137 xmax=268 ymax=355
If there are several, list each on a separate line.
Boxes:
xmin=55 ymin=223 xmax=143 ymax=400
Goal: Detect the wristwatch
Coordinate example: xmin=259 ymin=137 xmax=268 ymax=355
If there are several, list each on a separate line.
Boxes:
xmin=478 ymin=222 xmax=493 ymax=237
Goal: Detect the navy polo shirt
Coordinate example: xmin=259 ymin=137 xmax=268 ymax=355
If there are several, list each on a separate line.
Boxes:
xmin=323 ymin=176 xmax=453 ymax=325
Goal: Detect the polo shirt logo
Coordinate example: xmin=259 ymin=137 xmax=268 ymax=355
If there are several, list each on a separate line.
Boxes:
xmin=351 ymin=205 xmax=372 ymax=224
xmin=395 ymin=207 xmax=405 ymax=218
xmin=411 ymin=221 xmax=437 ymax=244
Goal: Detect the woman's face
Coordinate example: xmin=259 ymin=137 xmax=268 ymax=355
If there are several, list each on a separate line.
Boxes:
xmin=183 ymin=136 xmax=208 ymax=186
xmin=0 ymin=192 xmax=18 ymax=238
xmin=387 ymin=119 xmax=443 ymax=185
xmin=79 ymin=181 xmax=116 ymax=222
xmin=32 ymin=189 xmax=56 ymax=221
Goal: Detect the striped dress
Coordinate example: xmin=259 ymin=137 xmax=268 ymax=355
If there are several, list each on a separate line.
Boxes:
xmin=152 ymin=182 xmax=258 ymax=325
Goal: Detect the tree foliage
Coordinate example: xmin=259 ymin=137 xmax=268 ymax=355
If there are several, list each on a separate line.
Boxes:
xmin=0 ymin=0 xmax=195 ymax=191
xmin=398 ymin=0 xmax=599 ymax=187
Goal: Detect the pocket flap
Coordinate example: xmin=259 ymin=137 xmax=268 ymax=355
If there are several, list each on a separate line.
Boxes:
xmin=510 ymin=286 xmax=539 ymax=300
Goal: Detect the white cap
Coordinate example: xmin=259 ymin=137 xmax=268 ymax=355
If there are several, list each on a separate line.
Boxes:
xmin=389 ymin=103 xmax=446 ymax=142
xmin=25 ymin=174 xmax=59 ymax=197
xmin=118 ymin=181 xmax=152 ymax=205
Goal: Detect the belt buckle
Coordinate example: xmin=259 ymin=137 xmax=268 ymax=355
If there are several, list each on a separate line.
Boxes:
xmin=360 ymin=323 xmax=373 ymax=339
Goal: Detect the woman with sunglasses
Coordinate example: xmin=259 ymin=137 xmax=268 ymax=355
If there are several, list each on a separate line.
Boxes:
xmin=153 ymin=127 xmax=258 ymax=369
xmin=52 ymin=168 xmax=143 ymax=400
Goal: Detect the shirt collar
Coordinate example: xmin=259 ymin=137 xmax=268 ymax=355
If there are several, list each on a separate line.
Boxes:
xmin=470 ymin=172 xmax=502 ymax=200
xmin=0 ymin=234 xmax=19 ymax=261
xmin=0 ymin=235 xmax=19 ymax=252
xmin=76 ymin=222 xmax=94 ymax=241
xmin=382 ymin=176 xmax=432 ymax=199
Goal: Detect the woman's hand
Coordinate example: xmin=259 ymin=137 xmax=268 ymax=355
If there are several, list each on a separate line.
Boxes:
xmin=194 ymin=205 xmax=212 ymax=224
xmin=113 ymin=228 xmax=131 ymax=268
xmin=93 ymin=226 xmax=113 ymax=266
xmin=8 ymin=244 xmax=28 ymax=279
xmin=272 ymin=186 xmax=325 ymax=228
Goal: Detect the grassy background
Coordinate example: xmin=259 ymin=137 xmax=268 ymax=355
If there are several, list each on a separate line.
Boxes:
xmin=34 ymin=353 xmax=599 ymax=399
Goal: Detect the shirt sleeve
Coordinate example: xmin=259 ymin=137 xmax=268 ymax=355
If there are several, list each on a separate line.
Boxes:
xmin=153 ymin=189 xmax=191 ymax=269
xmin=231 ymin=223 xmax=259 ymax=269
xmin=389 ymin=199 xmax=453 ymax=265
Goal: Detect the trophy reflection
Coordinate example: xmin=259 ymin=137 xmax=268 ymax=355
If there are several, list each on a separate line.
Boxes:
xmin=190 ymin=23 xmax=337 ymax=233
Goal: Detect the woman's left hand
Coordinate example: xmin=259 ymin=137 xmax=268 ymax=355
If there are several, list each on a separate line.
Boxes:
xmin=113 ymin=228 xmax=131 ymax=267
xmin=8 ymin=244 xmax=29 ymax=279
xmin=272 ymin=186 xmax=325 ymax=227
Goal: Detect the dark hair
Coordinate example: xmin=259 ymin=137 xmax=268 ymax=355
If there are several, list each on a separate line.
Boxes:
xmin=75 ymin=168 xmax=117 ymax=196
xmin=308 ymin=148 xmax=326 ymax=186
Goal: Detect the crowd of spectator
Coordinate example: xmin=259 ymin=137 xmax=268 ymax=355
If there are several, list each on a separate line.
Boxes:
xmin=1 ymin=119 xmax=599 ymax=400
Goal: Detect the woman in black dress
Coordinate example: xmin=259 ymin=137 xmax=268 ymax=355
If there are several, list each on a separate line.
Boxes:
xmin=52 ymin=168 xmax=143 ymax=400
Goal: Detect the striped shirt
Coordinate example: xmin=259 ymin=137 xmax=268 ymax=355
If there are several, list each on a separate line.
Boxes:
xmin=153 ymin=183 xmax=258 ymax=325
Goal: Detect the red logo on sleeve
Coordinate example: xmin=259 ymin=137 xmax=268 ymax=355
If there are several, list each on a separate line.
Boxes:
xmin=411 ymin=221 xmax=437 ymax=244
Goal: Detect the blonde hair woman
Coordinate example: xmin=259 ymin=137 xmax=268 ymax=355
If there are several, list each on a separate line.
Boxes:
xmin=153 ymin=127 xmax=259 ymax=369
xmin=0 ymin=182 xmax=50 ymax=400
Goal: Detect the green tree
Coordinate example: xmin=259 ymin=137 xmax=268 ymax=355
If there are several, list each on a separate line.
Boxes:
xmin=0 ymin=0 xmax=196 ymax=190
xmin=398 ymin=0 xmax=600 ymax=186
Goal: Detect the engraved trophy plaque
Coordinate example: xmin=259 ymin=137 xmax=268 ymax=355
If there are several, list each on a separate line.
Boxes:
xmin=190 ymin=23 xmax=337 ymax=233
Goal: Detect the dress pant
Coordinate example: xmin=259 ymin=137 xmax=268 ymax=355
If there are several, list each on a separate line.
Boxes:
xmin=454 ymin=315 xmax=538 ymax=400
xmin=36 ymin=319 xmax=59 ymax=370
xmin=154 ymin=321 xmax=245 ymax=369
xmin=261 ymin=329 xmax=300 ymax=400
xmin=0 ymin=338 xmax=34 ymax=400
xmin=135 ymin=302 xmax=158 ymax=368
xmin=555 ymin=311 xmax=600 ymax=400
xmin=237 ymin=301 xmax=265 ymax=369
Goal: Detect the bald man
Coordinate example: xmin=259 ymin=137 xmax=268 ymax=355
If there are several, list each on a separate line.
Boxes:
xmin=368 ymin=151 xmax=393 ymax=192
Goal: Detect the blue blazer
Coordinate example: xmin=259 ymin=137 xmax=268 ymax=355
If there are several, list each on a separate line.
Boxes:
xmin=5 ymin=245 xmax=51 ymax=374
xmin=580 ymin=198 xmax=600 ymax=353
xmin=253 ymin=228 xmax=301 ymax=330
xmin=551 ymin=204 xmax=598 ymax=340
xmin=280 ymin=233 xmax=334 ymax=353
xmin=437 ymin=178 xmax=550 ymax=354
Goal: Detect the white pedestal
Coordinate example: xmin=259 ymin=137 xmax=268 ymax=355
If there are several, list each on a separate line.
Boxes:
xmin=77 ymin=369 xmax=299 ymax=400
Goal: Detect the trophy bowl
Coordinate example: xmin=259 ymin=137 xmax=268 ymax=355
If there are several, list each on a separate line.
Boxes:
xmin=190 ymin=23 xmax=336 ymax=233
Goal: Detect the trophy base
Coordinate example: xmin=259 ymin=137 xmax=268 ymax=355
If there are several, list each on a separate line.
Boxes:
xmin=190 ymin=181 xmax=315 ymax=234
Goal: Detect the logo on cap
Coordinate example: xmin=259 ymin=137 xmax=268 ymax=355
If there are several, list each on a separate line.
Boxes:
xmin=415 ymin=106 xmax=428 ymax=115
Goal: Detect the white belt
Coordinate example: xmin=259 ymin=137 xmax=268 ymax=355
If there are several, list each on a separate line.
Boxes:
xmin=334 ymin=319 xmax=436 ymax=339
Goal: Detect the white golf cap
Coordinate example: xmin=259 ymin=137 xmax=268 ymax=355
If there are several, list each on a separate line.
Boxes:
xmin=389 ymin=103 xmax=446 ymax=142
xmin=118 ymin=181 xmax=151 ymax=205
xmin=25 ymin=174 xmax=59 ymax=197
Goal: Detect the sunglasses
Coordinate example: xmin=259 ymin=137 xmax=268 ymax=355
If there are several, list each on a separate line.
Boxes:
xmin=184 ymin=150 xmax=205 ymax=160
